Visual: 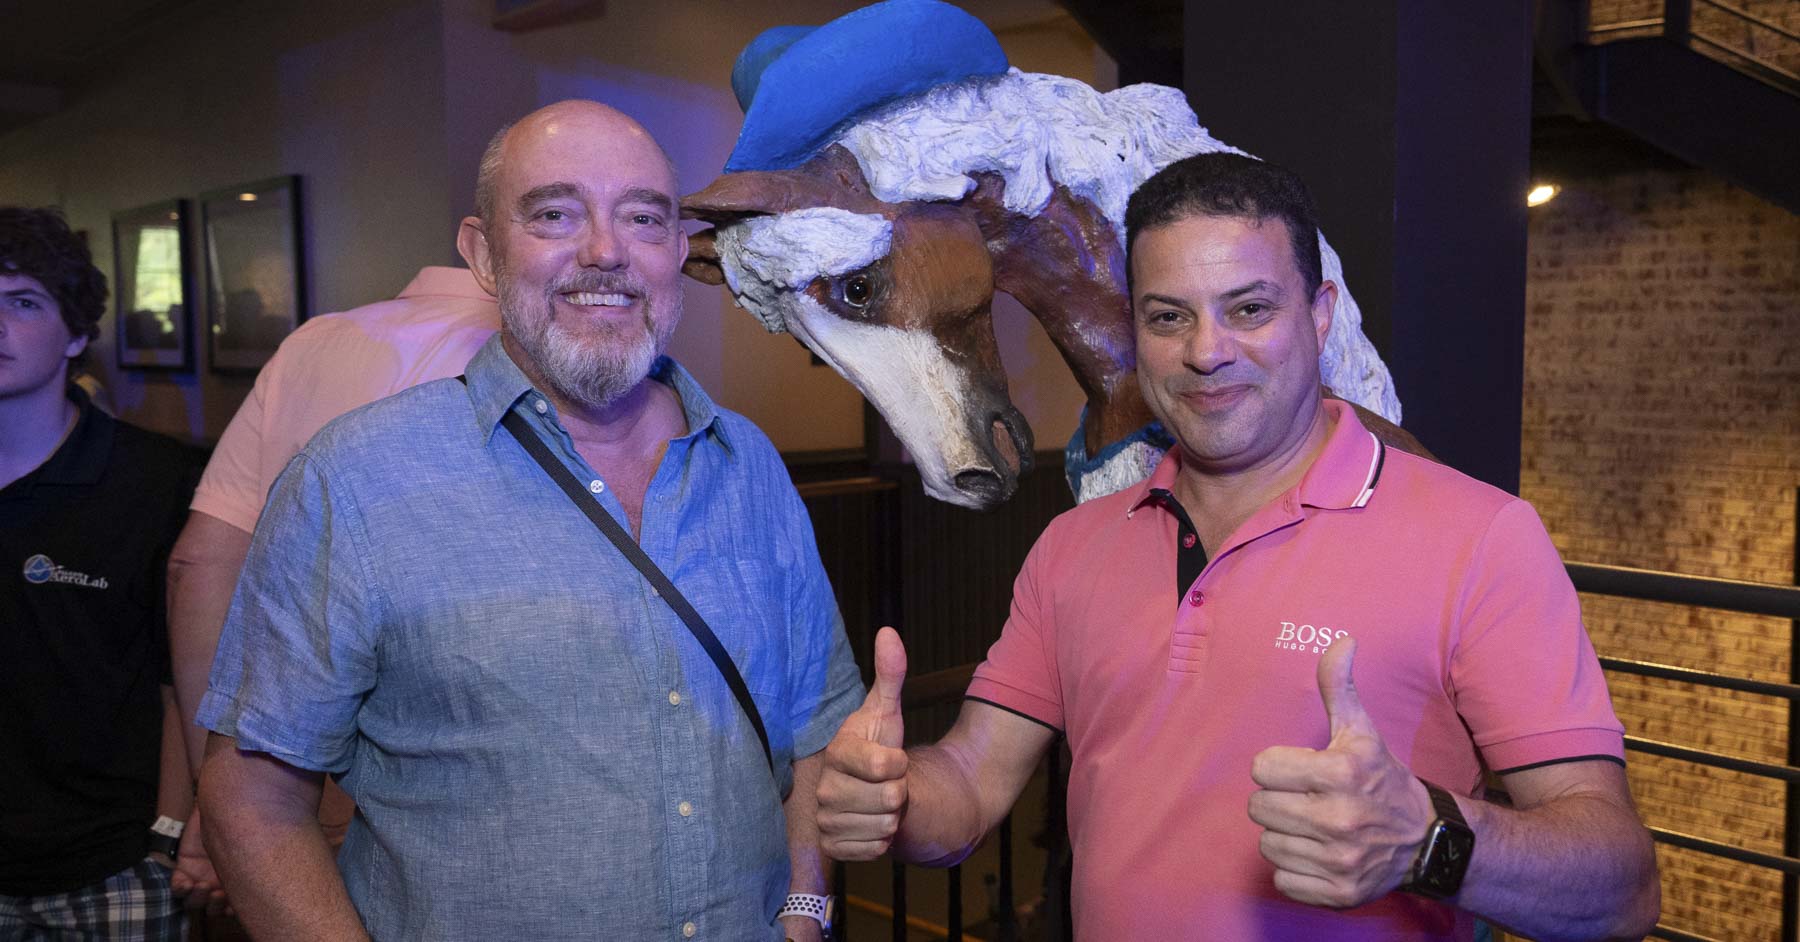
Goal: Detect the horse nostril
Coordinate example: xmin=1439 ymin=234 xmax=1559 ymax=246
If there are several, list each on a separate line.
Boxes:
xmin=953 ymin=469 xmax=1007 ymax=504
xmin=991 ymin=419 xmax=1021 ymax=475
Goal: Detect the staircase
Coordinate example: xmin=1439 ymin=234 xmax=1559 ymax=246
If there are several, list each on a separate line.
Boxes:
xmin=1545 ymin=0 xmax=1800 ymax=214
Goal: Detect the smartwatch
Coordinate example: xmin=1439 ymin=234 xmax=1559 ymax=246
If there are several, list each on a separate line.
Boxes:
xmin=778 ymin=892 xmax=835 ymax=939
xmin=1398 ymin=780 xmax=1474 ymax=899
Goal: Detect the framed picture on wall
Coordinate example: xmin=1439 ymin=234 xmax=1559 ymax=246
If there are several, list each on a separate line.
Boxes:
xmin=112 ymin=199 xmax=194 ymax=371
xmin=201 ymin=175 xmax=306 ymax=373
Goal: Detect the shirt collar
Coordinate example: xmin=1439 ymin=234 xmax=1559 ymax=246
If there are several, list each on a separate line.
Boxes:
xmin=1294 ymin=399 xmax=1384 ymax=510
xmin=29 ymin=385 xmax=111 ymax=487
xmin=461 ymin=334 xmax=733 ymax=454
xmin=1125 ymin=399 xmax=1384 ymax=517
xmin=396 ymin=266 xmax=495 ymax=301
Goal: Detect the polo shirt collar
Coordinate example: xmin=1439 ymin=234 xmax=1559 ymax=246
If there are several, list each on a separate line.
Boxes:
xmin=1125 ymin=435 xmax=1186 ymax=515
xmin=1125 ymin=398 xmax=1384 ymax=517
xmin=461 ymin=334 xmax=733 ymax=453
xmin=1294 ymin=399 xmax=1385 ymax=511
xmin=30 ymin=386 xmax=111 ymax=487
xmin=397 ymin=266 xmax=494 ymax=302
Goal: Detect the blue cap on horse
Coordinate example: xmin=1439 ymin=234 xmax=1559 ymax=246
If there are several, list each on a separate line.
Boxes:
xmin=724 ymin=0 xmax=1009 ymax=173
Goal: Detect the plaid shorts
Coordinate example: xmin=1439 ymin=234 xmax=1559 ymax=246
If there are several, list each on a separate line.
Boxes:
xmin=0 ymin=858 xmax=186 ymax=941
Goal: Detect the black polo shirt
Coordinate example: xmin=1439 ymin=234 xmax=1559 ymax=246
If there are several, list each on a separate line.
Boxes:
xmin=0 ymin=388 xmax=204 ymax=895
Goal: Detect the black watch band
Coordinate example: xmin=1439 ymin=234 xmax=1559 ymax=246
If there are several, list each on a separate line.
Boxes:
xmin=1399 ymin=779 xmax=1476 ymax=900
xmin=147 ymin=831 xmax=181 ymax=859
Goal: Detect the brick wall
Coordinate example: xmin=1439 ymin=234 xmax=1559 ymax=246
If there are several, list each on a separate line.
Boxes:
xmin=1522 ymin=169 xmax=1800 ymax=940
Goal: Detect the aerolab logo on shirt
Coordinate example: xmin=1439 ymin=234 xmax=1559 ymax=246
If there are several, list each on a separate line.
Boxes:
xmin=21 ymin=554 xmax=109 ymax=589
xmin=1275 ymin=621 xmax=1346 ymax=654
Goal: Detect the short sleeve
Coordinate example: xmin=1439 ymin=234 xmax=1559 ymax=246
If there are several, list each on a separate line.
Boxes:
xmin=966 ymin=523 xmax=1066 ymax=732
xmin=190 ymin=367 xmax=274 ymax=534
xmin=195 ymin=452 xmax=387 ymax=773
xmin=1450 ymin=499 xmax=1625 ymax=772
xmin=780 ymin=483 xmax=864 ymax=763
xmin=152 ymin=445 xmax=207 ymax=686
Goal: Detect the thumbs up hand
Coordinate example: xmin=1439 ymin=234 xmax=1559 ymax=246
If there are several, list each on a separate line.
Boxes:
xmin=818 ymin=627 xmax=911 ymax=860
xmin=1247 ymin=638 xmax=1438 ymax=908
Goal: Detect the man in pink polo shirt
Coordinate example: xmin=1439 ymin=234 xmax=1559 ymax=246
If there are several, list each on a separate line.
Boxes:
xmin=817 ymin=154 xmax=1660 ymax=940
xmin=163 ymin=266 xmax=497 ymax=904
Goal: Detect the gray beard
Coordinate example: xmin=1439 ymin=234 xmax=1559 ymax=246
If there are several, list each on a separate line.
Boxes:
xmin=502 ymin=280 xmax=677 ymax=410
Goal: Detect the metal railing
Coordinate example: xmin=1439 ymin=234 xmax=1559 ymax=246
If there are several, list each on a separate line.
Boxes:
xmin=1589 ymin=0 xmax=1800 ymax=92
xmin=1569 ymin=558 xmax=1800 ymax=942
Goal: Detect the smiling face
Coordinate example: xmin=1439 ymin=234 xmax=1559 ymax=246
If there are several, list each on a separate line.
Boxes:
xmin=0 ymin=272 xmax=86 ymax=403
xmin=1131 ymin=213 xmax=1335 ymax=475
xmin=460 ymin=101 xmax=688 ymax=409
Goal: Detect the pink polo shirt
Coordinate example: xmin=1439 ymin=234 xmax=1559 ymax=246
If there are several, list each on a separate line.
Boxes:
xmin=192 ymin=267 xmax=498 ymax=533
xmin=967 ymin=399 xmax=1623 ymax=940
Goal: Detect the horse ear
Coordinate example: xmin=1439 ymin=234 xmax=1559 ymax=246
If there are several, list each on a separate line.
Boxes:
xmin=683 ymin=228 xmax=726 ymax=286
xmin=681 ymin=172 xmax=790 ymax=224
xmin=681 ymin=145 xmax=884 ymax=223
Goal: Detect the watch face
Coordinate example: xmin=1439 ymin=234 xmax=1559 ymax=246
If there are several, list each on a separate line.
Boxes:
xmin=1414 ymin=820 xmax=1476 ymax=898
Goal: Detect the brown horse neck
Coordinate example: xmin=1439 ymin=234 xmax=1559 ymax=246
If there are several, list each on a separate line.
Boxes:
xmin=967 ymin=176 xmax=1154 ymax=453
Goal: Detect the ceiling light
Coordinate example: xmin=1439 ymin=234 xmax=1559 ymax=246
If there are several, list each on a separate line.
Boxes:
xmin=237 ymin=192 xmax=258 ymax=202
xmin=1527 ymin=183 xmax=1559 ymax=207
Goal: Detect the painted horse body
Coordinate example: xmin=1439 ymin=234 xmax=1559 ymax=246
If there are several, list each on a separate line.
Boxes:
xmin=685 ymin=70 xmax=1411 ymax=509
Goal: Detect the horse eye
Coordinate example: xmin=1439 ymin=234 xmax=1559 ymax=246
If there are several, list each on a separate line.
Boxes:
xmin=841 ymin=273 xmax=873 ymax=309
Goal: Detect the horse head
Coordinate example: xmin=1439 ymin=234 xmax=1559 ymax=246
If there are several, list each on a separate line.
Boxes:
xmin=683 ymin=144 xmax=1032 ymax=510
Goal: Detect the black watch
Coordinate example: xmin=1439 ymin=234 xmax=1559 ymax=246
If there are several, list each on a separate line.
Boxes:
xmin=1398 ymin=780 xmax=1474 ymax=899
xmin=147 ymin=816 xmax=184 ymax=860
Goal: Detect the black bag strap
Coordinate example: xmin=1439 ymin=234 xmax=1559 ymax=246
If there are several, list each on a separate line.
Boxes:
xmin=466 ymin=378 xmax=774 ymax=775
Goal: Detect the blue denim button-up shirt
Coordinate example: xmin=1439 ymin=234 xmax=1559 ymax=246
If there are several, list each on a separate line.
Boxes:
xmin=200 ymin=337 xmax=863 ymax=941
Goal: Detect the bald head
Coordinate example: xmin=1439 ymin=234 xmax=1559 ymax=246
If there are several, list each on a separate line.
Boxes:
xmin=474 ymin=100 xmax=677 ymax=229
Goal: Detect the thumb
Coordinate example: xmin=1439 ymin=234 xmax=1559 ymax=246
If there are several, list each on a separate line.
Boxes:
xmin=862 ymin=626 xmax=908 ymax=748
xmin=1317 ymin=636 xmax=1374 ymax=742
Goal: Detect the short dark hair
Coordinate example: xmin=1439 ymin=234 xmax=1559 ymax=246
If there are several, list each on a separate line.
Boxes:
xmin=1124 ymin=153 xmax=1323 ymax=298
xmin=0 ymin=207 xmax=108 ymax=350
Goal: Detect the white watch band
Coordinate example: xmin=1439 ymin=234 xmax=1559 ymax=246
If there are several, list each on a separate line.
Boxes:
xmin=778 ymin=892 xmax=831 ymax=930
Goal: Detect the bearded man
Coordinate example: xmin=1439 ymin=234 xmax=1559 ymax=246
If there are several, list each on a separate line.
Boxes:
xmin=197 ymin=100 xmax=861 ymax=942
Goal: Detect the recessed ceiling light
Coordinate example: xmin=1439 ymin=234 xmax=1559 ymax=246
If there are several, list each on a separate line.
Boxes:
xmin=1527 ymin=183 xmax=1559 ymax=207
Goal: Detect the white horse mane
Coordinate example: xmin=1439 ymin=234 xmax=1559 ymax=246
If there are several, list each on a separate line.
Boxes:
xmin=831 ymin=69 xmax=1403 ymax=424
xmin=838 ymin=68 xmax=1237 ymax=238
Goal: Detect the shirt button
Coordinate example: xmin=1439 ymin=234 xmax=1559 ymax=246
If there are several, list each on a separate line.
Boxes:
xmin=678 ymin=800 xmax=693 ymax=817
xmin=1181 ymin=532 xmax=1197 ymax=549
xmin=682 ymin=923 xmax=696 ymax=938
xmin=533 ymin=399 xmax=547 ymax=414
xmin=589 ymin=479 xmax=604 ymax=493
xmin=668 ymin=690 xmax=681 ymax=706
xmin=1188 ymin=587 xmax=1205 ymax=606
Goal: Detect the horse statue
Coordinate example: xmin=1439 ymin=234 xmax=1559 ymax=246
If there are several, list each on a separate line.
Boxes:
xmin=681 ymin=1 xmax=1421 ymax=510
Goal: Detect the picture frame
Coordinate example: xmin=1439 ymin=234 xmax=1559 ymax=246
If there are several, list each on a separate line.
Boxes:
xmin=111 ymin=199 xmax=194 ymax=371
xmin=200 ymin=175 xmax=306 ymax=373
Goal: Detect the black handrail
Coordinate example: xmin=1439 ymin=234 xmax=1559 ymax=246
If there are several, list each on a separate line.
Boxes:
xmin=1600 ymin=655 xmax=1800 ymax=700
xmin=1626 ymin=734 xmax=1800 ymax=783
xmin=1567 ymin=562 xmax=1800 ymax=619
xmin=1654 ymin=826 xmax=1800 ymax=875
xmin=1651 ymin=924 xmax=1728 ymax=942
